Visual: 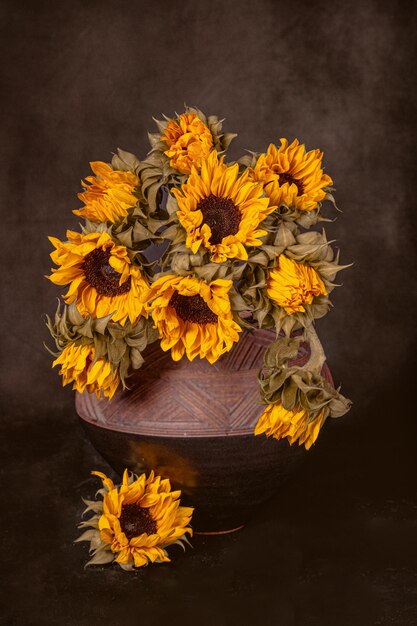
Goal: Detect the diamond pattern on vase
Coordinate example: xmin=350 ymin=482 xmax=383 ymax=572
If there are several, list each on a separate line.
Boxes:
xmin=75 ymin=329 xmax=316 ymax=437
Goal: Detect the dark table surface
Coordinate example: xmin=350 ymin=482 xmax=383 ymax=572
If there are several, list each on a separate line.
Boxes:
xmin=1 ymin=0 xmax=417 ymax=624
xmin=2 ymin=357 xmax=417 ymax=626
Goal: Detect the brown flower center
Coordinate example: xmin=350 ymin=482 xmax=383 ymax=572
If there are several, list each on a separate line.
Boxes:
xmin=169 ymin=291 xmax=218 ymax=324
xmin=82 ymin=248 xmax=131 ymax=297
xmin=120 ymin=503 xmax=157 ymax=540
xmin=278 ymin=172 xmax=304 ymax=195
xmin=197 ymin=194 xmax=241 ymax=245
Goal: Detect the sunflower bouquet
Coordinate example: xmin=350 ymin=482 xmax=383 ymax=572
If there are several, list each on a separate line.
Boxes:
xmin=46 ymin=106 xmax=351 ymax=451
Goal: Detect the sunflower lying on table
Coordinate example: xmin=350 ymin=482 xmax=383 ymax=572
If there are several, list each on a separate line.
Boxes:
xmin=76 ymin=469 xmax=193 ymax=569
xmin=46 ymin=105 xmax=351 ymax=453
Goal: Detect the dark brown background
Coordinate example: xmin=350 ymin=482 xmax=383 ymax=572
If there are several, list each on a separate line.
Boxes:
xmin=1 ymin=0 xmax=416 ymax=624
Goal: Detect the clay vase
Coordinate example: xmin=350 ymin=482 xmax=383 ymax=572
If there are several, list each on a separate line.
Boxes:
xmin=76 ymin=329 xmax=333 ymax=533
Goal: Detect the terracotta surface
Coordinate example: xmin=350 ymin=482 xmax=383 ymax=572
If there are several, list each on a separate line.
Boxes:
xmin=80 ymin=422 xmax=308 ymax=532
xmin=76 ymin=329 xmax=312 ymax=437
xmin=76 ymin=330 xmax=333 ymax=532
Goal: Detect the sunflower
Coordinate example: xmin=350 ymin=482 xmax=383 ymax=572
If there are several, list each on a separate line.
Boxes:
xmin=77 ymin=469 xmax=193 ymax=569
xmin=161 ymin=112 xmax=214 ymax=174
xmin=53 ymin=342 xmax=120 ymax=399
xmin=172 ymin=151 xmax=274 ymax=263
xmin=73 ymin=161 xmax=139 ymax=223
xmin=47 ymin=231 xmax=149 ymax=325
xmin=251 ymin=138 xmax=333 ymax=212
xmin=255 ymin=402 xmax=326 ymax=450
xmin=267 ymin=255 xmax=327 ymax=314
xmin=148 ymin=274 xmax=241 ymax=364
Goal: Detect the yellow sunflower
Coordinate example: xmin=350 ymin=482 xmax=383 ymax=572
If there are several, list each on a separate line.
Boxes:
xmin=172 ymin=151 xmax=274 ymax=263
xmin=74 ymin=161 xmax=139 ymax=223
xmin=47 ymin=231 xmax=149 ymax=325
xmin=83 ymin=469 xmax=193 ymax=569
xmin=148 ymin=274 xmax=241 ymax=364
xmin=255 ymin=402 xmax=326 ymax=450
xmin=161 ymin=112 xmax=214 ymax=174
xmin=53 ymin=342 xmax=120 ymax=399
xmin=251 ymin=138 xmax=333 ymax=212
xmin=267 ymin=255 xmax=327 ymax=314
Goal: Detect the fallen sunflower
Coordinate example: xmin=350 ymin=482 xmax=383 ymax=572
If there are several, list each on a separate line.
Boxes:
xmin=161 ymin=112 xmax=214 ymax=174
xmin=74 ymin=161 xmax=139 ymax=223
xmin=77 ymin=469 xmax=193 ymax=570
xmin=252 ymin=138 xmax=332 ymax=213
xmin=172 ymin=151 xmax=274 ymax=263
xmin=53 ymin=342 xmax=120 ymax=400
xmin=47 ymin=231 xmax=149 ymax=325
xmin=267 ymin=255 xmax=327 ymax=314
xmin=148 ymin=274 xmax=242 ymax=363
xmin=255 ymin=402 xmax=326 ymax=450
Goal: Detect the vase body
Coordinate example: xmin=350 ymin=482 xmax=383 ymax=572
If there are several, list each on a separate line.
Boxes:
xmin=76 ymin=329 xmax=332 ymax=532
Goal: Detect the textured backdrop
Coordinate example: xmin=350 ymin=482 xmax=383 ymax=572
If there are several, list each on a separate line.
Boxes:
xmin=1 ymin=0 xmax=416 ymax=624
